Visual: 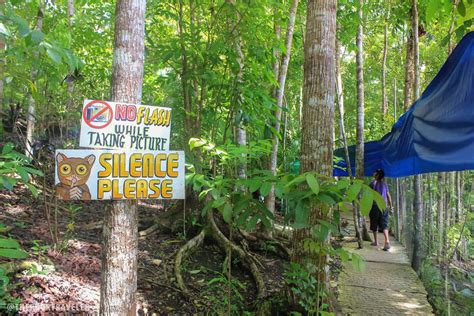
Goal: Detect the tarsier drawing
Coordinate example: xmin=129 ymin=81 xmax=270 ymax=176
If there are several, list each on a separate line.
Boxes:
xmin=55 ymin=153 xmax=96 ymax=200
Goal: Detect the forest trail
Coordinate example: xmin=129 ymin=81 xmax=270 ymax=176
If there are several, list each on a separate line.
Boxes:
xmin=337 ymin=215 xmax=434 ymax=315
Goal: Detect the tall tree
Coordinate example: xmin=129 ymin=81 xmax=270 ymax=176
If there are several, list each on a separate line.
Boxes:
xmin=99 ymin=0 xmax=146 ymax=313
xmin=292 ymin=0 xmax=336 ymax=309
xmin=411 ymin=0 xmax=423 ymax=273
xmin=0 ymin=0 xmax=5 ymax=110
xmin=226 ymin=0 xmax=247 ymax=179
xmin=355 ymin=0 xmax=372 ymax=242
xmin=381 ymin=2 xmax=389 ymax=116
xmin=25 ymin=2 xmax=44 ymax=158
xmin=266 ymin=0 xmax=299 ymax=216
xmin=336 ymin=35 xmax=363 ymax=248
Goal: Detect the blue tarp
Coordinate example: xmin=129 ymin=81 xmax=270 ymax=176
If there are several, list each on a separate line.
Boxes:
xmin=334 ymin=32 xmax=474 ymax=178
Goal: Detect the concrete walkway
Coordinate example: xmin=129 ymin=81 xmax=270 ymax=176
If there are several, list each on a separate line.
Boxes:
xmin=337 ymin=217 xmax=434 ymax=315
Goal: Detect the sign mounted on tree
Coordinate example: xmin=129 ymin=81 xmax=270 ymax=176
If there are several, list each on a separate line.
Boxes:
xmin=79 ymin=100 xmax=172 ymax=151
xmin=55 ymin=149 xmax=185 ymax=200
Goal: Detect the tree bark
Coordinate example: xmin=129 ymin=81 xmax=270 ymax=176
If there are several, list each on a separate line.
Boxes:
xmin=355 ymin=0 xmax=371 ymax=242
xmin=226 ymin=0 xmax=247 ymax=179
xmin=411 ymin=0 xmax=423 ymax=273
xmin=25 ymin=3 xmax=44 ymax=158
xmin=292 ymin=0 xmax=336 ymax=309
xmin=65 ymin=0 xmax=75 ymax=141
xmin=266 ymin=0 xmax=299 ymax=215
xmin=381 ymin=4 xmax=389 ymax=116
xmin=336 ymin=36 xmax=362 ymax=249
xmin=403 ymin=32 xmax=414 ymax=111
xmin=99 ymin=0 xmax=146 ymax=314
xmin=0 ymin=0 xmax=5 ymax=111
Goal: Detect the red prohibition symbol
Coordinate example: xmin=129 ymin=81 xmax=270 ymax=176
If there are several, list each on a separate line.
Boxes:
xmin=83 ymin=100 xmax=113 ymax=129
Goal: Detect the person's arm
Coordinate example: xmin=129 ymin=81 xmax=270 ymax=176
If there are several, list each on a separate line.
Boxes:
xmin=387 ymin=190 xmax=393 ymax=211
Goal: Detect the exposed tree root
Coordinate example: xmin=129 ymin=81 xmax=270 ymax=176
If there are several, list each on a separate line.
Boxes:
xmin=174 ymin=229 xmax=206 ymax=297
xmin=207 ymin=209 xmax=266 ymax=299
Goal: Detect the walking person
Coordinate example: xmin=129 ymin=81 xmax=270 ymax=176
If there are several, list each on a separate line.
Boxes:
xmin=369 ymin=169 xmax=393 ymax=251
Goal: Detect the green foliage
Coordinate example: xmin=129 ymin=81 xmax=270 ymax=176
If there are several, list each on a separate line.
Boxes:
xmin=0 ymin=143 xmax=43 ymax=196
xmin=202 ymin=272 xmax=247 ymax=315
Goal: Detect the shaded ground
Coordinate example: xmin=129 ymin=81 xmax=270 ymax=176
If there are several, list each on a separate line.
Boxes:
xmin=337 ymin=214 xmax=434 ymax=315
xmin=0 ymin=186 xmax=287 ymax=314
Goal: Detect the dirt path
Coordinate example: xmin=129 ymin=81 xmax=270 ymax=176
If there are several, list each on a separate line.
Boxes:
xmin=337 ymin=217 xmax=434 ymax=315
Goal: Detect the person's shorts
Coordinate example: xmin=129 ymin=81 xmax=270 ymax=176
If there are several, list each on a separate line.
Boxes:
xmin=369 ymin=206 xmax=389 ymax=232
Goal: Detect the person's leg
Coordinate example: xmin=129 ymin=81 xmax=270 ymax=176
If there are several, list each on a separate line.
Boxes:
xmin=383 ymin=229 xmax=390 ymax=247
xmin=382 ymin=209 xmax=390 ymax=250
xmin=371 ymin=231 xmax=378 ymax=246
xmin=369 ymin=209 xmax=379 ymax=246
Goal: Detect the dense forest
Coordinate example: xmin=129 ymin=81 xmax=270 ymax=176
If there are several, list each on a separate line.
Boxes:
xmin=0 ymin=0 xmax=473 ymax=314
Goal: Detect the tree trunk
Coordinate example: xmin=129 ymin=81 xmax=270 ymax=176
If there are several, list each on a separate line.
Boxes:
xmin=411 ymin=0 xmax=423 ymax=273
xmin=99 ymin=0 xmax=146 ymax=314
xmin=403 ymin=32 xmax=414 ymax=111
xmin=266 ymin=0 xmax=299 ymax=215
xmin=25 ymin=3 xmax=44 ymax=158
xmin=292 ymin=0 xmax=336 ymax=309
xmin=437 ymin=172 xmax=445 ymax=263
xmin=335 ymin=36 xmax=362 ymax=249
xmin=355 ymin=0 xmax=371 ymax=242
xmin=381 ymin=5 xmax=389 ymax=116
xmin=226 ymin=0 xmax=247 ymax=179
xmin=65 ymin=0 xmax=75 ymax=141
xmin=0 ymin=0 xmax=5 ymax=111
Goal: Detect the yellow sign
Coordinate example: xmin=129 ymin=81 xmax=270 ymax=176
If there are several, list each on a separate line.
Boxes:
xmin=55 ymin=149 xmax=185 ymax=200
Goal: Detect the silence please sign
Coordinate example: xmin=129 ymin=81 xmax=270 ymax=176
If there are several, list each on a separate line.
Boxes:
xmin=79 ymin=100 xmax=172 ymax=151
xmin=55 ymin=149 xmax=185 ymax=200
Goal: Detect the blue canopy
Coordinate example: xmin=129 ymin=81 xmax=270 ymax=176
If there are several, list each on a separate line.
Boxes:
xmin=334 ymin=32 xmax=474 ymax=178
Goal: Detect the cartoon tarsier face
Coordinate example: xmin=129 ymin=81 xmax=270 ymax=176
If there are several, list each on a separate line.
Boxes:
xmin=56 ymin=153 xmax=96 ymax=187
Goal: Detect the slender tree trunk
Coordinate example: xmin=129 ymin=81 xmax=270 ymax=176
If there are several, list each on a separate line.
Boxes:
xmin=292 ymin=0 xmax=336 ymax=310
xmin=25 ymin=3 xmax=44 ymax=158
xmin=437 ymin=172 xmax=445 ymax=263
xmin=99 ymin=0 xmax=146 ymax=314
xmin=0 ymin=0 xmax=5 ymax=111
xmin=411 ymin=0 xmax=423 ymax=273
xmin=381 ymin=4 xmax=389 ymax=116
xmin=428 ymin=174 xmax=433 ymax=253
xmin=226 ymin=0 xmax=247 ymax=179
xmin=65 ymin=0 xmax=75 ymax=141
xmin=355 ymin=0 xmax=371 ymax=242
xmin=336 ymin=36 xmax=362 ymax=248
xmin=403 ymin=32 xmax=414 ymax=111
xmin=266 ymin=0 xmax=299 ymax=215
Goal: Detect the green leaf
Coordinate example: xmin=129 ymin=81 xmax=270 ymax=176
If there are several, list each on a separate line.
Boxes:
xmin=0 ymin=238 xmax=21 ymax=249
xmin=260 ymin=182 xmax=272 ymax=197
xmin=351 ymin=253 xmax=365 ymax=272
xmin=46 ymin=47 xmax=62 ymax=63
xmin=26 ymin=30 xmax=44 ymax=45
xmin=346 ymin=182 xmax=362 ymax=202
xmin=0 ymin=23 xmax=10 ymax=37
xmin=458 ymin=0 xmax=466 ymax=16
xmin=372 ymin=191 xmax=387 ymax=211
xmin=246 ymin=215 xmax=259 ymax=231
xmin=306 ymin=173 xmax=319 ymax=195
xmin=0 ymin=176 xmax=15 ymax=191
xmin=294 ymin=201 xmax=309 ymax=228
xmin=426 ymin=0 xmax=442 ymax=22
xmin=222 ymin=203 xmax=232 ymax=223
xmin=26 ymin=183 xmax=39 ymax=197
xmin=319 ymin=193 xmax=337 ymax=206
xmin=2 ymin=143 xmax=14 ymax=154
xmin=16 ymin=167 xmax=29 ymax=182
xmin=360 ymin=189 xmax=373 ymax=216
xmin=248 ymin=179 xmax=261 ymax=193
xmin=0 ymin=248 xmax=28 ymax=259
xmin=22 ymin=166 xmax=43 ymax=176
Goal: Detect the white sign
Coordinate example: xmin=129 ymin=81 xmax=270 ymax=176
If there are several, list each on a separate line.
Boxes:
xmin=79 ymin=100 xmax=171 ymax=151
xmin=55 ymin=149 xmax=185 ymax=200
